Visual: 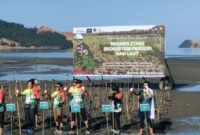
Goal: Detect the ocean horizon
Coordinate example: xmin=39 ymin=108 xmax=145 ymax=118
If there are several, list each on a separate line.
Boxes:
xmin=166 ymin=48 xmax=200 ymax=58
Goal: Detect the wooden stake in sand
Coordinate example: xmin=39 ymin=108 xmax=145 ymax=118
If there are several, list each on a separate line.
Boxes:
xmin=13 ymin=72 xmax=22 ymax=135
xmin=42 ymin=82 xmax=47 ymax=135
xmin=15 ymin=81 xmax=22 ymax=135
xmin=96 ymin=82 xmax=100 ymax=118
xmin=86 ymin=76 xmax=93 ymax=113
xmin=19 ymin=81 xmax=23 ymax=102
xmin=8 ymin=83 xmax=14 ymax=135
xmin=50 ymin=79 xmax=55 ymax=130
xmin=16 ymin=98 xmax=22 ymax=135
xmin=126 ymin=78 xmax=130 ymax=122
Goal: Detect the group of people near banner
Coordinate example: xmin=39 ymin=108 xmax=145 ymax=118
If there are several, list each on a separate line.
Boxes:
xmin=0 ymin=79 xmax=155 ymax=135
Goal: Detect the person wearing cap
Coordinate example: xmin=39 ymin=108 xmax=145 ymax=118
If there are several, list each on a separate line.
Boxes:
xmin=68 ymin=79 xmax=90 ymax=135
xmin=32 ymin=79 xmax=41 ymax=128
xmin=130 ymin=81 xmax=154 ymax=135
xmin=108 ymin=86 xmax=123 ymax=134
xmin=44 ymin=82 xmax=66 ymax=135
xmin=16 ymin=79 xmax=38 ymax=134
xmin=0 ymin=86 xmax=5 ymax=135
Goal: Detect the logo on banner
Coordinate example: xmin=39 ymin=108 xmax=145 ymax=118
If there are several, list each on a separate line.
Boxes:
xmin=87 ymin=28 xmax=92 ymax=33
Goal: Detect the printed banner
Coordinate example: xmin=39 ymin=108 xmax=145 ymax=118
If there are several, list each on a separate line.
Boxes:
xmin=73 ymin=25 xmax=165 ymax=77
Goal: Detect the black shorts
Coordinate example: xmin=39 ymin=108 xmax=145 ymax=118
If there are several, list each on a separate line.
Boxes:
xmin=71 ymin=108 xmax=87 ymax=121
xmin=0 ymin=111 xmax=4 ymax=128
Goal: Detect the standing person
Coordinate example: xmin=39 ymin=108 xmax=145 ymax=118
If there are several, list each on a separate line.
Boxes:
xmin=16 ymin=79 xmax=37 ymax=135
xmin=68 ymin=79 xmax=90 ymax=135
xmin=108 ymin=86 xmax=123 ymax=134
xmin=44 ymin=82 xmax=66 ymax=135
xmin=130 ymin=81 xmax=154 ymax=135
xmin=32 ymin=79 xmax=41 ymax=128
xmin=0 ymin=86 xmax=5 ymax=135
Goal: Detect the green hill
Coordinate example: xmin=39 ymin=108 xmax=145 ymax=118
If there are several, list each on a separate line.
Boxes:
xmin=0 ymin=19 xmax=72 ymax=49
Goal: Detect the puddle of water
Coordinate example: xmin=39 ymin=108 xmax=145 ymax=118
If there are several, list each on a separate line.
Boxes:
xmin=177 ymin=84 xmax=200 ymax=92
xmin=177 ymin=117 xmax=200 ymax=126
xmin=167 ymin=131 xmax=200 ymax=135
xmin=166 ymin=117 xmax=200 ymax=135
xmin=0 ymin=64 xmax=73 ymax=80
xmin=0 ymin=50 xmax=73 ymax=58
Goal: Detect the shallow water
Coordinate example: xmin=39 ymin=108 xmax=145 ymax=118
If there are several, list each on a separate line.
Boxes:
xmin=166 ymin=48 xmax=200 ymax=58
xmin=0 ymin=49 xmax=73 ymax=58
xmin=177 ymin=117 xmax=200 ymax=126
xmin=166 ymin=117 xmax=200 ymax=135
xmin=177 ymin=84 xmax=200 ymax=92
xmin=0 ymin=65 xmax=73 ymax=80
xmin=0 ymin=50 xmax=73 ymax=80
xmin=167 ymin=131 xmax=200 ymax=135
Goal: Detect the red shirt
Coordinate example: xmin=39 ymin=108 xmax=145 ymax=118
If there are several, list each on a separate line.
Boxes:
xmin=59 ymin=90 xmax=66 ymax=102
xmin=116 ymin=91 xmax=123 ymax=100
xmin=0 ymin=90 xmax=5 ymax=102
xmin=32 ymin=85 xmax=41 ymax=99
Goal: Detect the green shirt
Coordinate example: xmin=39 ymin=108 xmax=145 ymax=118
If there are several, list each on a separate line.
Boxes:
xmin=22 ymin=88 xmax=37 ymax=109
xmin=69 ymin=87 xmax=85 ymax=108
xmin=52 ymin=91 xmax=65 ymax=109
xmin=140 ymin=89 xmax=151 ymax=104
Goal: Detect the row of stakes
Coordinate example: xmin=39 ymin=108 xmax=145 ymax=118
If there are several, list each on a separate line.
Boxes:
xmin=1 ymin=78 xmax=171 ymax=135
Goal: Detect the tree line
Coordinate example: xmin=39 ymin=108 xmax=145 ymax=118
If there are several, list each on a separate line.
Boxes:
xmin=0 ymin=19 xmax=72 ymax=49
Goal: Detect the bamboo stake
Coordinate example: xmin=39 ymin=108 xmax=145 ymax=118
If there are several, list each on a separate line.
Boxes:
xmin=97 ymin=82 xmax=100 ymax=117
xmin=155 ymin=90 xmax=160 ymax=122
xmin=50 ymin=80 xmax=54 ymax=130
xmin=42 ymin=81 xmax=47 ymax=135
xmin=132 ymin=79 xmax=135 ymax=112
xmin=20 ymin=81 xmax=23 ymax=102
xmin=8 ymin=83 xmax=13 ymax=135
xmin=14 ymin=80 xmax=22 ymax=135
xmin=125 ymin=88 xmax=130 ymax=121
xmin=137 ymin=83 xmax=140 ymax=110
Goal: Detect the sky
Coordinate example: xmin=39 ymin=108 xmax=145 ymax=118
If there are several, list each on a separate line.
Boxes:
xmin=0 ymin=0 xmax=200 ymax=51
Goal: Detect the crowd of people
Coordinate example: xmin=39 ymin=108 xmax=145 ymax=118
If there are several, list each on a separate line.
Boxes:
xmin=0 ymin=79 xmax=155 ymax=135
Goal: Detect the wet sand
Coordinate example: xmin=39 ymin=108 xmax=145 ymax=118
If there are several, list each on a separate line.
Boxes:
xmin=166 ymin=58 xmax=200 ymax=83
xmin=0 ymin=57 xmax=72 ymax=73
xmin=168 ymin=91 xmax=200 ymax=118
xmin=164 ymin=90 xmax=200 ymax=134
xmin=1 ymin=82 xmax=200 ymax=135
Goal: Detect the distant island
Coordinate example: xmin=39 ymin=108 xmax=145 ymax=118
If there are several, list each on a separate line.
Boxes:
xmin=179 ymin=40 xmax=200 ymax=48
xmin=0 ymin=19 xmax=73 ymax=49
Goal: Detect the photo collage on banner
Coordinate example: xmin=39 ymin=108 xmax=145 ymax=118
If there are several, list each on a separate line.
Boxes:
xmin=73 ymin=25 xmax=165 ymax=78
